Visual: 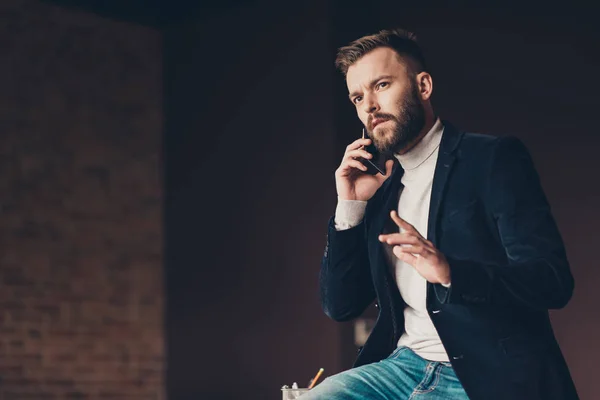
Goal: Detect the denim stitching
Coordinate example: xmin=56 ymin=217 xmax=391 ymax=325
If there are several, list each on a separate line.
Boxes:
xmin=408 ymin=363 xmax=434 ymax=399
xmin=415 ymin=364 xmax=443 ymax=394
xmin=389 ymin=346 xmax=409 ymax=359
xmin=408 ymin=363 xmax=443 ymax=398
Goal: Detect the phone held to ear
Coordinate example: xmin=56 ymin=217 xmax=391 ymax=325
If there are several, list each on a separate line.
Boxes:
xmin=358 ymin=128 xmax=387 ymax=175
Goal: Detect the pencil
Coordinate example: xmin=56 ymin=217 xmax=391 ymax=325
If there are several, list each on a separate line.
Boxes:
xmin=308 ymin=368 xmax=324 ymax=389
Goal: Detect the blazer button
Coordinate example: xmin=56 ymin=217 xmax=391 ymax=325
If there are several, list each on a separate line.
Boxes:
xmin=374 ymin=302 xmax=379 ymax=309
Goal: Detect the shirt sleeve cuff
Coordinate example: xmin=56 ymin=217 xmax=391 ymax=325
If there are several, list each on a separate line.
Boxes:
xmin=334 ymin=198 xmax=368 ymax=230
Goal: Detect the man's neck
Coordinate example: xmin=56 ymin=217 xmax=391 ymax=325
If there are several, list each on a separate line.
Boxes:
xmin=396 ymin=114 xmax=438 ymax=156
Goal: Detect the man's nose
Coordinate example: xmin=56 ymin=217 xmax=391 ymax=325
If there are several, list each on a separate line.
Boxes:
xmin=362 ymin=94 xmax=379 ymax=114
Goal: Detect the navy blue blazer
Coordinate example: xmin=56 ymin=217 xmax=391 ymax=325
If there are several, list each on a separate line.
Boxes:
xmin=320 ymin=121 xmax=578 ymax=400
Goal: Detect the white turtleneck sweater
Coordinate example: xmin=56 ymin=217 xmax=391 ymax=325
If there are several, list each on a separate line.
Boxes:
xmin=334 ymin=118 xmax=449 ymax=362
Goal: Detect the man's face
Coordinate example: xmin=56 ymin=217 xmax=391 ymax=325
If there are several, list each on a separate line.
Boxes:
xmin=346 ymin=47 xmax=425 ymax=155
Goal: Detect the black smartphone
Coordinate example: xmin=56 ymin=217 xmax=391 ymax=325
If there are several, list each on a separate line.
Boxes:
xmin=359 ymin=130 xmax=387 ymax=175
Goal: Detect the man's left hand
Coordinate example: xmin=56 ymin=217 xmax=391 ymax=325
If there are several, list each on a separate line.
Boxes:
xmin=378 ymin=210 xmax=451 ymax=285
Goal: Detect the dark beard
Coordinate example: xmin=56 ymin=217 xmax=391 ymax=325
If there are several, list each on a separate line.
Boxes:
xmin=367 ymin=82 xmax=426 ymax=155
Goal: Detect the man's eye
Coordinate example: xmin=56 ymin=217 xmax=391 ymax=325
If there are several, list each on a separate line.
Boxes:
xmin=353 ymin=96 xmax=363 ymax=104
xmin=377 ymin=82 xmax=389 ymax=89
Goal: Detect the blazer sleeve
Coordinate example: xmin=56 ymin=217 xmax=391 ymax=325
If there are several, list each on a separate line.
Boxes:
xmin=434 ymin=136 xmax=574 ymax=310
xmin=319 ymin=216 xmax=376 ymax=321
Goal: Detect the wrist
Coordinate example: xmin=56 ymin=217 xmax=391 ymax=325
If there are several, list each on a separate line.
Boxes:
xmin=439 ymin=264 xmax=451 ymax=286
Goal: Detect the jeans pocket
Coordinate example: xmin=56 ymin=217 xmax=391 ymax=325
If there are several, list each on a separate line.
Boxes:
xmin=386 ymin=346 xmax=407 ymax=360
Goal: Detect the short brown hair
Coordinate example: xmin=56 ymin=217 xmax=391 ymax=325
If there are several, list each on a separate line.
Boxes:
xmin=335 ymin=28 xmax=427 ymax=76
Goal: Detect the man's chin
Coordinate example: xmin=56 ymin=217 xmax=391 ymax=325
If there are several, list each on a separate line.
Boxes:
xmin=371 ymin=129 xmax=398 ymax=153
xmin=373 ymin=141 xmax=396 ymax=156
xmin=371 ymin=126 xmax=391 ymax=141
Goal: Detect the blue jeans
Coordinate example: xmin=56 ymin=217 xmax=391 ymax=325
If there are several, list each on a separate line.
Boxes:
xmin=301 ymin=346 xmax=469 ymax=399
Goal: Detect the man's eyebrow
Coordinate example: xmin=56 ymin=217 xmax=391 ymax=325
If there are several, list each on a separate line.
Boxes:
xmin=348 ymin=75 xmax=394 ymax=100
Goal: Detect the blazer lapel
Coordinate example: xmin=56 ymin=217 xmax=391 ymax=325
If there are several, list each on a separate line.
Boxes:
xmin=367 ymin=159 xmax=403 ymax=280
xmin=376 ymin=158 xmax=404 ymax=235
xmin=368 ymin=159 xmax=404 ymax=340
xmin=427 ymin=121 xmax=463 ymax=246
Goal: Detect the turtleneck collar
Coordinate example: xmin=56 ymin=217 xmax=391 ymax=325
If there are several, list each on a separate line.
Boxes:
xmin=394 ymin=118 xmax=444 ymax=171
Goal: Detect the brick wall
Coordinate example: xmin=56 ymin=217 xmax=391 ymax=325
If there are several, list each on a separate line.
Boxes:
xmin=0 ymin=1 xmax=164 ymax=398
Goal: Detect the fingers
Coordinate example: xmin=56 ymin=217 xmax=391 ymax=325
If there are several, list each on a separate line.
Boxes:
xmin=339 ymin=150 xmax=371 ymax=173
xmin=392 ymin=246 xmax=418 ymax=264
xmin=346 ymin=159 xmax=368 ymax=172
xmin=384 ymin=159 xmax=394 ymax=176
xmin=378 ymin=233 xmax=422 ymax=246
xmin=390 ymin=210 xmax=413 ymax=231
xmin=392 ymin=244 xmax=434 ymax=265
xmin=395 ymin=244 xmax=430 ymax=256
xmin=390 ymin=211 xmax=428 ymax=241
xmin=345 ymin=138 xmax=372 ymax=153
xmin=345 ymin=148 xmax=373 ymax=162
xmin=337 ymin=146 xmax=374 ymax=175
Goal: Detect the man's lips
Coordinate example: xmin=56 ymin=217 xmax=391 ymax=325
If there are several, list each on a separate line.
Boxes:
xmin=372 ymin=119 xmax=388 ymax=128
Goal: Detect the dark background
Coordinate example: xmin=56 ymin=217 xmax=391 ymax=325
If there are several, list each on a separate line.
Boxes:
xmin=1 ymin=0 xmax=598 ymax=399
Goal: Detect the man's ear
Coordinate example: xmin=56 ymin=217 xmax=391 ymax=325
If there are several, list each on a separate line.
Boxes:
xmin=416 ymin=72 xmax=433 ymax=101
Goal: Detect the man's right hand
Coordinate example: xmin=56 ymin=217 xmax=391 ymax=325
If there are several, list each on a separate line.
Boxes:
xmin=335 ymin=138 xmax=395 ymax=201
